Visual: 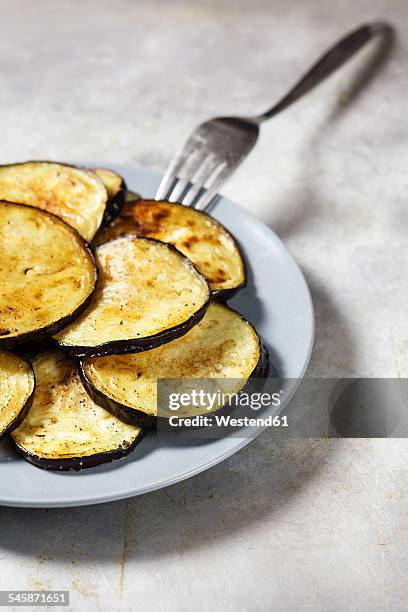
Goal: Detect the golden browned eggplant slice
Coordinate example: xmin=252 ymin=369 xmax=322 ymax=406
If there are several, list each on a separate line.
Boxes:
xmin=0 ymin=350 xmax=35 ymax=440
xmin=0 ymin=161 xmax=108 ymax=241
xmin=54 ymin=236 xmax=210 ymax=358
xmin=11 ymin=350 xmax=144 ymax=471
xmin=92 ymin=167 xmax=127 ymax=225
xmin=93 ymin=200 xmax=246 ymax=299
xmin=81 ymin=302 xmax=268 ymax=427
xmin=0 ymin=202 xmax=97 ymax=347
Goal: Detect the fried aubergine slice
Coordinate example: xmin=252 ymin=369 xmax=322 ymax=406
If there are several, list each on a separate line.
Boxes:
xmin=93 ymin=199 xmax=246 ymax=299
xmin=0 ymin=161 xmax=108 ymax=241
xmin=11 ymin=350 xmax=144 ymax=471
xmin=92 ymin=167 xmax=127 ymax=226
xmin=81 ymin=302 xmax=268 ymax=427
xmin=0 ymin=202 xmax=97 ymax=347
xmin=54 ymin=236 xmax=210 ymax=358
xmin=0 ymin=350 xmax=35 ymax=441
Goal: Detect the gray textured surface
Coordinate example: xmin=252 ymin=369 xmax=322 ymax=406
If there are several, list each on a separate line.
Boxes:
xmin=0 ymin=1 xmax=407 ymax=610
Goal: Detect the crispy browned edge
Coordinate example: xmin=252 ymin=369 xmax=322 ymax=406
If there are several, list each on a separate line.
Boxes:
xmin=13 ymin=429 xmax=147 ymax=471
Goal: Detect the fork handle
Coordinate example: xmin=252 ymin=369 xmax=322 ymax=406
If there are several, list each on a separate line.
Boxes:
xmin=255 ymin=21 xmax=393 ymax=123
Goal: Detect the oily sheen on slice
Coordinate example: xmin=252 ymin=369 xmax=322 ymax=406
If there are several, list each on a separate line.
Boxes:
xmin=54 ymin=236 xmax=210 ymax=357
xmin=81 ymin=302 xmax=268 ymax=425
xmin=0 ymin=202 xmax=97 ymax=346
xmin=11 ymin=351 xmax=144 ymax=471
xmin=0 ymin=161 xmax=108 ymax=240
xmin=0 ymin=350 xmax=35 ymax=440
xmin=93 ymin=199 xmax=246 ymax=298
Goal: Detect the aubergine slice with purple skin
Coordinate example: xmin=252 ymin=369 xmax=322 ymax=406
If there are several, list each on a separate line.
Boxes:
xmin=54 ymin=236 xmax=211 ymax=358
xmin=0 ymin=161 xmax=108 ymax=241
xmin=0 ymin=202 xmax=97 ymax=348
xmin=80 ymin=302 xmax=269 ymax=428
xmin=11 ymin=350 xmax=145 ymax=471
xmin=0 ymin=350 xmax=35 ymax=441
xmin=92 ymin=167 xmax=128 ymax=227
xmin=93 ymin=199 xmax=246 ymax=300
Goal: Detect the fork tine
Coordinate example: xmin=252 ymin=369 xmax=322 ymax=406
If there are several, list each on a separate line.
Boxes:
xmin=193 ymin=163 xmax=230 ymax=211
xmin=167 ymin=150 xmax=208 ymax=203
xmin=155 ymin=158 xmax=183 ymax=201
xmin=155 ymin=140 xmax=198 ymax=200
xmin=180 ymin=154 xmax=219 ymax=206
xmin=168 ymin=180 xmax=194 ymax=204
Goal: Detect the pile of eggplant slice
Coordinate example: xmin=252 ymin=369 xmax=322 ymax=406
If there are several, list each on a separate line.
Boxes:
xmin=0 ymin=161 xmax=269 ymax=471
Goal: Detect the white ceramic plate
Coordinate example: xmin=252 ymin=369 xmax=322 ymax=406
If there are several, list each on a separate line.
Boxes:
xmin=0 ymin=165 xmax=314 ymax=508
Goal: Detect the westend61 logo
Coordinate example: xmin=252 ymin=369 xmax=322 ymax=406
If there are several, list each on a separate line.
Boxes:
xmin=166 ymin=388 xmax=288 ymax=429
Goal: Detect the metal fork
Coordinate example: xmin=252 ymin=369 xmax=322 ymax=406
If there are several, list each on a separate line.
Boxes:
xmin=156 ymin=21 xmax=392 ymax=212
